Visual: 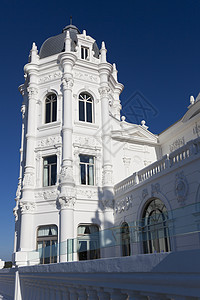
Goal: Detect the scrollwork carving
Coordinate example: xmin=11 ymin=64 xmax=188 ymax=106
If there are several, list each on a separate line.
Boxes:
xmin=175 ymin=171 xmax=188 ymax=205
xmin=62 ymin=77 xmax=74 ymax=90
xmin=20 ymin=202 xmax=36 ymax=213
xmin=39 ymin=72 xmax=62 ymax=83
xmin=115 ymin=195 xmax=133 ymax=214
xmin=37 ymin=136 xmax=62 ymax=148
xmin=99 ymin=86 xmax=110 ymax=97
xmin=27 ymin=86 xmax=38 ymax=97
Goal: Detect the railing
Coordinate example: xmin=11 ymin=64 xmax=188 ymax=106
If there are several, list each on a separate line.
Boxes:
xmin=24 ymin=201 xmax=200 ymax=265
xmin=1 ymin=250 xmax=200 ymax=300
xmin=115 ymin=137 xmax=200 ymax=195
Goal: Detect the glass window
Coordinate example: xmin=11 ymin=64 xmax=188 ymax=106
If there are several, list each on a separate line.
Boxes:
xmin=121 ymin=222 xmax=131 ymax=256
xmin=79 ymin=155 xmax=94 ymax=185
xmin=45 ymin=93 xmax=57 ymax=123
xmin=81 ymin=47 xmax=89 ymax=60
xmin=77 ymin=224 xmax=100 ymax=261
xmin=142 ymin=199 xmax=171 ymax=254
xmin=43 ymin=155 xmax=57 ymax=187
xmin=37 ymin=225 xmax=58 ymax=264
xmin=78 ymin=93 xmax=94 ymax=123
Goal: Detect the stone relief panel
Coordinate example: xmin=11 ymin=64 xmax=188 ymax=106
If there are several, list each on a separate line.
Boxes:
xmin=35 ymin=189 xmax=58 ymax=200
xmin=39 ymin=72 xmax=62 ymax=83
xmin=74 ymin=71 xmax=99 ymax=83
xmin=193 ymin=122 xmax=200 ymax=136
xmin=73 ymin=136 xmax=101 ymax=149
xmin=77 ymin=188 xmax=98 ymax=199
xmin=115 ymin=194 xmax=133 ymax=214
xmin=37 ymin=136 xmax=62 ymax=148
xmin=175 ymin=171 xmax=188 ymax=205
xmin=169 ymin=137 xmax=185 ymax=153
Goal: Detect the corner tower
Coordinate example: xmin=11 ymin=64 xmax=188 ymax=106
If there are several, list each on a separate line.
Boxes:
xmin=13 ymin=23 xmax=124 ymax=266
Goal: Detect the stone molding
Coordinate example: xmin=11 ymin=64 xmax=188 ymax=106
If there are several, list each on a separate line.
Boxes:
xmin=35 ymin=189 xmax=58 ymax=200
xmin=73 ymin=135 xmax=101 ymax=149
xmin=39 ymin=72 xmax=62 ymax=83
xmin=74 ymin=71 xmax=99 ymax=83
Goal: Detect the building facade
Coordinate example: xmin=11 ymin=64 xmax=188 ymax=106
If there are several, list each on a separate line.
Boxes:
xmin=13 ymin=23 xmax=200 ymax=266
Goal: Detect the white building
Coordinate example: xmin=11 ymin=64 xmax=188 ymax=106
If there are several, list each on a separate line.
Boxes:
xmin=13 ymin=23 xmax=200 ymax=267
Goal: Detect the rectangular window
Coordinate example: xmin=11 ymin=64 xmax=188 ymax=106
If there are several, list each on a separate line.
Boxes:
xmin=81 ymin=47 xmax=89 ymax=60
xmin=37 ymin=225 xmax=58 ymax=264
xmin=79 ymin=155 xmax=94 ymax=185
xmin=43 ymin=155 xmax=57 ymax=186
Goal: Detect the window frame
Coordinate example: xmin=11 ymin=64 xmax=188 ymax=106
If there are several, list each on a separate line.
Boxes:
xmin=121 ymin=222 xmax=131 ymax=257
xmin=77 ymin=224 xmax=100 ymax=261
xmin=81 ymin=46 xmax=89 ymax=60
xmin=78 ymin=92 xmax=94 ymax=123
xmin=79 ymin=154 xmax=95 ymax=186
xmin=37 ymin=225 xmax=58 ymax=264
xmin=45 ymin=93 xmax=57 ymax=124
xmin=43 ymin=155 xmax=57 ymax=187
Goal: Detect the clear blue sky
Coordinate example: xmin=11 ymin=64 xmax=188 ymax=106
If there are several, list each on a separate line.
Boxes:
xmin=1 ymin=0 xmax=200 ymax=261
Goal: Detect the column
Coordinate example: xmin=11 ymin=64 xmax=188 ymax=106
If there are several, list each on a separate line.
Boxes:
xmin=19 ymin=202 xmax=35 ymax=251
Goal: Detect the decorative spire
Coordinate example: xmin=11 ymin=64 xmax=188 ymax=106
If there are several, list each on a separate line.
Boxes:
xmin=29 ymin=42 xmax=39 ymax=63
xmin=100 ymin=41 xmax=107 ymax=63
xmin=112 ymin=63 xmax=118 ymax=81
xmin=65 ymin=30 xmax=71 ymax=52
xmin=190 ymin=95 xmax=195 ymax=105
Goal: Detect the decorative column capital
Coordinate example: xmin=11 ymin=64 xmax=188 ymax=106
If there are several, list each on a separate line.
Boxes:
xmin=20 ymin=201 xmax=36 ymax=213
xmin=59 ymin=165 xmax=74 ymax=184
xmin=62 ymin=77 xmax=74 ymax=91
xmin=98 ymin=86 xmax=110 ymax=97
xmin=58 ymin=187 xmax=76 ymax=209
xmin=27 ymin=86 xmax=38 ymax=98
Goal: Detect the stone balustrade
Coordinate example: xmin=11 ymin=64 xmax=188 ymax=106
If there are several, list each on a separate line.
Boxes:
xmin=0 ymin=251 xmax=200 ymax=299
xmin=115 ymin=137 xmax=200 ymax=196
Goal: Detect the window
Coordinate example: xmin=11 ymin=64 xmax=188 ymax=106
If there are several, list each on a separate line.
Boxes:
xmin=121 ymin=222 xmax=131 ymax=257
xmin=142 ymin=199 xmax=171 ymax=254
xmin=81 ymin=46 xmax=89 ymax=60
xmin=37 ymin=225 xmax=58 ymax=264
xmin=77 ymin=224 xmax=100 ymax=261
xmin=43 ymin=155 xmax=57 ymax=186
xmin=79 ymin=92 xmax=94 ymax=123
xmin=79 ymin=155 xmax=94 ymax=185
xmin=45 ymin=93 xmax=57 ymax=123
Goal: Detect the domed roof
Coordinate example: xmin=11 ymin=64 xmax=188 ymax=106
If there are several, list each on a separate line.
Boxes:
xmin=39 ymin=24 xmax=99 ymax=59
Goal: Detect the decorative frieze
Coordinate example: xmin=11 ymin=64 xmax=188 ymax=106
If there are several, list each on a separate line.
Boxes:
xmin=175 ymin=171 xmax=188 ymax=205
xmin=20 ymin=202 xmax=36 ymax=213
xmin=37 ymin=136 xmax=62 ymax=148
xmin=169 ymin=137 xmax=185 ymax=153
xmin=77 ymin=188 xmax=98 ymax=199
xmin=73 ymin=136 xmax=101 ymax=148
xmin=35 ymin=189 xmax=58 ymax=200
xmin=115 ymin=195 xmax=133 ymax=214
xmin=39 ymin=72 xmax=62 ymax=83
xmin=74 ymin=71 xmax=99 ymax=83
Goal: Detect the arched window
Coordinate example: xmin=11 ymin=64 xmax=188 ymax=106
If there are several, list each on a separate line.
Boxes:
xmin=77 ymin=224 xmax=100 ymax=260
xmin=37 ymin=225 xmax=58 ymax=264
xmin=79 ymin=92 xmax=94 ymax=123
xmin=121 ymin=222 xmax=131 ymax=256
xmin=142 ymin=199 xmax=171 ymax=254
xmin=45 ymin=93 xmax=57 ymax=123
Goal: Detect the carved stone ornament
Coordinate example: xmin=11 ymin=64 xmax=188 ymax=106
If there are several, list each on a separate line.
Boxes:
xmin=58 ymin=195 xmax=76 ymax=209
xmin=77 ymin=188 xmax=98 ymax=199
xmin=20 ymin=202 xmax=36 ymax=213
xmin=169 ymin=137 xmax=185 ymax=153
xmin=59 ymin=166 xmax=74 ymax=183
xmin=102 ymin=170 xmax=113 ymax=186
xmin=21 ymin=105 xmax=26 ymax=119
xmin=39 ymin=72 xmax=62 ymax=83
xmin=115 ymin=195 xmax=133 ymax=214
xmin=175 ymin=171 xmax=188 ymax=205
xmin=73 ymin=136 xmax=101 ymax=149
xmin=27 ymin=86 xmax=38 ymax=97
xmin=13 ymin=205 xmax=18 ymax=221
xmin=62 ymin=77 xmax=74 ymax=90
xmin=23 ymin=173 xmax=34 ymax=187
xmin=15 ymin=184 xmax=21 ymax=200
xmin=193 ymin=122 xmax=200 ymax=136
xmin=35 ymin=189 xmax=58 ymax=200
xmin=151 ymin=183 xmax=161 ymax=196
xmin=37 ymin=136 xmax=62 ymax=148
xmin=98 ymin=86 xmax=110 ymax=97
xmin=74 ymin=71 xmax=99 ymax=83
xmin=142 ymin=188 xmax=148 ymax=200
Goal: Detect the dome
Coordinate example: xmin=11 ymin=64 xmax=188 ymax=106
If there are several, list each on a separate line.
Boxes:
xmin=39 ymin=24 xmax=99 ymax=59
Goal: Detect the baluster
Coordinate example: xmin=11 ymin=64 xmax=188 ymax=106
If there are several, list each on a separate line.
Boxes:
xmin=68 ymin=287 xmax=78 ymax=300
xmin=106 ymin=288 xmax=127 ymax=300
xmin=76 ymin=287 xmax=88 ymax=300
xmin=97 ymin=289 xmax=110 ymax=300
xmin=86 ymin=287 xmax=99 ymax=300
xmin=126 ymin=291 xmax=148 ymax=300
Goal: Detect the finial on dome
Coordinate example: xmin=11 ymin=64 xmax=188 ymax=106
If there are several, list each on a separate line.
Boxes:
xmin=112 ymin=63 xmax=118 ymax=81
xmin=121 ymin=116 xmax=126 ymax=122
xmin=65 ymin=30 xmax=71 ymax=52
xmin=83 ymin=29 xmax=86 ymax=37
xmin=100 ymin=41 xmax=107 ymax=63
xmin=190 ymin=95 xmax=195 ymax=105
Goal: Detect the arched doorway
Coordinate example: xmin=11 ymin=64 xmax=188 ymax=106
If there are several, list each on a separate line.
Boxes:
xmin=142 ymin=199 xmax=171 ymax=254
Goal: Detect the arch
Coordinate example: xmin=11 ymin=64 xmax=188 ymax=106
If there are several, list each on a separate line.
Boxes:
xmin=141 ymin=199 xmax=171 ymax=254
xmin=121 ymin=222 xmax=131 ymax=256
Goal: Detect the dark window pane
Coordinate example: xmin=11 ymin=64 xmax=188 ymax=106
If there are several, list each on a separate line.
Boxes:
xmin=86 ymin=102 xmax=92 ymax=123
xmin=81 ymin=47 xmax=84 ymax=59
xmin=46 ymin=102 xmax=51 ymax=123
xmin=52 ymin=100 xmax=57 ymax=122
xmin=79 ymin=101 xmax=85 ymax=121
xmin=80 ymin=164 xmax=86 ymax=184
xmin=51 ymin=164 xmax=57 ymax=185
xmin=80 ymin=155 xmax=90 ymax=163
xmin=48 ymin=155 xmax=57 ymax=164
